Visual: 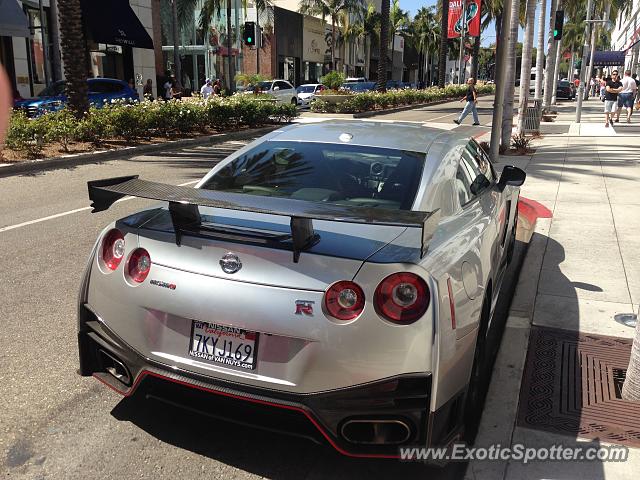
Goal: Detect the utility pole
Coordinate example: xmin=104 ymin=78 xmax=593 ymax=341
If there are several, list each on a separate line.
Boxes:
xmin=489 ymin=0 xmax=514 ymax=161
xmin=575 ymin=0 xmax=593 ymax=122
xmin=458 ymin=0 xmax=467 ymax=84
xmin=171 ymin=0 xmax=182 ymax=88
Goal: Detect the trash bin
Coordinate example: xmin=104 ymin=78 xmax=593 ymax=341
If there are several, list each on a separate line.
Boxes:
xmin=524 ymin=100 xmax=542 ymax=133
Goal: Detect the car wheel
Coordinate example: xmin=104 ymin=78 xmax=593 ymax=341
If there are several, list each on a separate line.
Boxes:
xmin=506 ymin=205 xmax=518 ymax=265
xmin=462 ymin=293 xmax=491 ymax=442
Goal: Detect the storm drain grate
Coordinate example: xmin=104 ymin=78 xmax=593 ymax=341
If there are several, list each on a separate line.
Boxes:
xmin=517 ymin=326 xmax=640 ymax=447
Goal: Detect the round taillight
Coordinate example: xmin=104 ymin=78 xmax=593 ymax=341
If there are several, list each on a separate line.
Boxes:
xmin=324 ymin=281 xmax=365 ymax=320
xmin=127 ymin=248 xmax=151 ymax=283
xmin=374 ymin=273 xmax=429 ymax=324
xmin=102 ymin=229 xmax=125 ymax=271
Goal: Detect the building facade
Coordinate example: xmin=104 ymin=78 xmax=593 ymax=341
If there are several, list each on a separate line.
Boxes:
xmin=0 ymin=0 xmax=157 ymax=101
xmin=611 ymin=0 xmax=640 ymax=73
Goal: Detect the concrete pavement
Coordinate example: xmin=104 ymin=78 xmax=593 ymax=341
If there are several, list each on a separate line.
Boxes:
xmin=467 ymin=97 xmax=640 ymax=480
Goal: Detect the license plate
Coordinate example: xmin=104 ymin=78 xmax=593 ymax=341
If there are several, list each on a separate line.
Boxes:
xmin=188 ymin=321 xmax=257 ymax=370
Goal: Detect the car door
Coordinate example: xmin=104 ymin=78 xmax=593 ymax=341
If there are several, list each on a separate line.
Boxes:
xmin=450 ymin=143 xmax=503 ymax=338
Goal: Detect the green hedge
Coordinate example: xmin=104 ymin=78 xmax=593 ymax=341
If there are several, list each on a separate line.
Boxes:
xmin=5 ymin=96 xmax=298 ymax=158
xmin=312 ymin=84 xmax=496 ymax=114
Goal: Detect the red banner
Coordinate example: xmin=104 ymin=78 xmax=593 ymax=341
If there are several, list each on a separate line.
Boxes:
xmin=448 ymin=0 xmax=481 ymax=39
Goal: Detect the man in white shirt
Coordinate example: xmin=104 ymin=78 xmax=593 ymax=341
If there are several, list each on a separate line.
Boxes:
xmin=200 ymin=78 xmax=214 ymax=99
xmin=615 ymin=70 xmax=638 ymax=124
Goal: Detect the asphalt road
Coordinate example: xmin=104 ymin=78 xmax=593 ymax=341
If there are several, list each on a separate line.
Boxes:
xmin=0 ymin=98 xmax=524 ymax=479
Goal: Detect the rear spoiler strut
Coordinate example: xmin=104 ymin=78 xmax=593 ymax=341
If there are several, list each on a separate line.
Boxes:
xmin=88 ymin=175 xmax=440 ymax=262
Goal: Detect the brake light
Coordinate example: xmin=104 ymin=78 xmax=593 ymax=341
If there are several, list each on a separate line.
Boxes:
xmin=374 ymin=273 xmax=429 ymax=324
xmin=324 ymin=281 xmax=365 ymax=320
xmin=127 ymin=248 xmax=151 ymax=283
xmin=102 ymin=229 xmax=125 ymax=271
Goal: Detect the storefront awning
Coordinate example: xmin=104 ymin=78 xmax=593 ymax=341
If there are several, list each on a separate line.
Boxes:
xmin=592 ymin=51 xmax=626 ymax=67
xmin=81 ymin=0 xmax=153 ymax=49
xmin=0 ymin=0 xmax=30 ymax=37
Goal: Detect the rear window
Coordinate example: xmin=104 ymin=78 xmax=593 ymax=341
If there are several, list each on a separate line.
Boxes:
xmin=89 ymin=81 xmax=124 ymax=93
xmin=200 ymin=141 xmax=425 ymax=210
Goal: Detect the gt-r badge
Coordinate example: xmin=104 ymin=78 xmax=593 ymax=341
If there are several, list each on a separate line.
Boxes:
xmin=295 ymin=300 xmax=314 ymax=316
xmin=220 ymin=253 xmax=242 ymax=274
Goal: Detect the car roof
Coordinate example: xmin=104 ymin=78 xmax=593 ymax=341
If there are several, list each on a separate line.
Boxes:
xmin=269 ymin=120 xmax=463 ymax=154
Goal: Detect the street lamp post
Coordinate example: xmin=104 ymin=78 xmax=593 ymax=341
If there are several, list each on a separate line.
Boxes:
xmin=458 ymin=0 xmax=467 ymax=84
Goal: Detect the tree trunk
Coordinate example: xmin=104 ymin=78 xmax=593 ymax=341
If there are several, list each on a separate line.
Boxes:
xmin=500 ymin=0 xmax=521 ymax=149
xmin=534 ymin=0 xmax=546 ymax=99
xmin=226 ymin=0 xmax=234 ymax=93
xmin=171 ymin=0 xmax=182 ymax=88
xmin=377 ymin=0 xmax=390 ymax=91
xmin=332 ymin=20 xmax=337 ymax=71
xmin=517 ymin=0 xmax=537 ymax=134
xmin=438 ymin=0 xmax=448 ymax=87
xmin=542 ymin=0 xmax=558 ymax=108
xmin=623 ymin=318 xmax=640 ymax=401
xmin=470 ymin=36 xmax=480 ymax=80
xmin=58 ymin=0 xmax=88 ymax=118
xmin=568 ymin=51 xmax=574 ymax=83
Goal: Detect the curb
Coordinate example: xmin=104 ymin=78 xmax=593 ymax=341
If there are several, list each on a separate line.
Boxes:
xmin=0 ymin=125 xmax=281 ymax=178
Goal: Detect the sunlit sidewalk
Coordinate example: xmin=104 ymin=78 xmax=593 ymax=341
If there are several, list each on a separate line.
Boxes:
xmin=467 ymin=97 xmax=640 ymax=480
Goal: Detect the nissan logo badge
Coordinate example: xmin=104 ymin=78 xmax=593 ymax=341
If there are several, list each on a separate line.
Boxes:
xmin=220 ymin=253 xmax=242 ymax=274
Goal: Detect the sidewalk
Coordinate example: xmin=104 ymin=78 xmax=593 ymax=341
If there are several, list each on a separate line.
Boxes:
xmin=467 ymin=98 xmax=640 ymax=480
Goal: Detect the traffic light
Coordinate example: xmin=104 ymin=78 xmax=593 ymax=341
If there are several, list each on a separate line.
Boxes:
xmin=553 ymin=10 xmax=564 ymax=40
xmin=243 ymin=21 xmax=256 ymax=46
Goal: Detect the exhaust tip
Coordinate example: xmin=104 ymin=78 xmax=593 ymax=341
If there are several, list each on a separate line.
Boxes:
xmin=98 ymin=349 xmax=131 ymax=386
xmin=341 ymin=419 xmax=412 ymax=445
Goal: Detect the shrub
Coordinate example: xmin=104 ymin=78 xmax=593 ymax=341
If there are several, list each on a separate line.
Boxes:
xmin=320 ymin=71 xmax=346 ymax=91
xmin=41 ymin=109 xmax=78 ymax=152
xmin=511 ymin=133 xmax=532 ymax=153
xmin=5 ymin=111 xmax=44 ymax=157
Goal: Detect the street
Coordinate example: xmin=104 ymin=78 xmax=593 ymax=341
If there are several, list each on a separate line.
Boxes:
xmin=0 ymin=96 xmax=523 ymax=479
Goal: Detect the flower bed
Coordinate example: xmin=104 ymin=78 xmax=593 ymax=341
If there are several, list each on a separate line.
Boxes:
xmin=311 ymin=84 xmax=495 ymax=114
xmin=2 ymin=96 xmax=298 ymax=161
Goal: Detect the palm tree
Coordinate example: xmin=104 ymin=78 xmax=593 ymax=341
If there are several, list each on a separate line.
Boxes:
xmin=437 ymin=0 xmax=449 ymax=87
xmin=388 ymin=0 xmax=408 ymax=49
xmin=500 ymin=0 xmax=521 ymax=148
xmin=377 ymin=0 xmax=390 ymax=91
xmin=542 ymin=0 xmax=558 ymax=107
xmin=479 ymin=0 xmax=503 ymax=80
xmin=623 ymin=319 xmax=640 ymax=401
xmin=408 ymin=6 xmax=439 ymax=86
xmin=534 ymin=0 xmax=546 ymax=98
xmin=58 ymin=0 xmax=89 ymax=118
xmin=363 ymin=3 xmax=381 ymax=80
xmin=516 ymin=0 xmax=537 ymax=134
xmin=561 ymin=18 xmax=585 ymax=81
xmin=299 ymin=0 xmax=366 ymax=72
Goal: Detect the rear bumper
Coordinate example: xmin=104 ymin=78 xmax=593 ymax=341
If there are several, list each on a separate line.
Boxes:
xmin=79 ymin=305 xmax=439 ymax=458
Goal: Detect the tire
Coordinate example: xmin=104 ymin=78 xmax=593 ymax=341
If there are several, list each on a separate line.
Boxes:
xmin=462 ymin=293 xmax=491 ymax=442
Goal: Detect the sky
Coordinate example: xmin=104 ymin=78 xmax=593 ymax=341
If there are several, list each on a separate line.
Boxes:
xmin=399 ymin=0 xmax=554 ymax=50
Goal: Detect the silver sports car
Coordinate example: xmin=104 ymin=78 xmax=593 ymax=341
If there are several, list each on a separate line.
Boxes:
xmin=78 ymin=120 xmax=525 ymax=458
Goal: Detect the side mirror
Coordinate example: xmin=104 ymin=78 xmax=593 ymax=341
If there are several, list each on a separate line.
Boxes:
xmin=273 ymin=86 xmax=280 ymax=91
xmin=498 ymin=165 xmax=526 ymax=189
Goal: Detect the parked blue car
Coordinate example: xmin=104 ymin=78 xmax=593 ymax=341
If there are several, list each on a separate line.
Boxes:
xmin=13 ymin=78 xmax=139 ymax=117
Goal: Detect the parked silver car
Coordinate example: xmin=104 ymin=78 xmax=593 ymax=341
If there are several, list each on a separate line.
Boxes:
xmin=78 ymin=120 xmax=525 ymax=458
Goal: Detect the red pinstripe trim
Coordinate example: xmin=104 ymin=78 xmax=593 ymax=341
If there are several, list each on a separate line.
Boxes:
xmin=93 ymin=370 xmax=401 ymax=459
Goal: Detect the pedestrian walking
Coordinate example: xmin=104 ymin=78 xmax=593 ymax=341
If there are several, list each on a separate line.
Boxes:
xmin=143 ymin=79 xmax=154 ymax=101
xmin=213 ymin=79 xmax=222 ymax=96
xmin=170 ymin=79 xmax=182 ymax=100
xmin=604 ymin=70 xmax=623 ymax=128
xmin=615 ymin=70 xmax=637 ymax=123
xmin=200 ymin=78 xmax=214 ymax=99
xmin=163 ymin=76 xmax=173 ymax=100
xmin=453 ymin=77 xmax=480 ymax=126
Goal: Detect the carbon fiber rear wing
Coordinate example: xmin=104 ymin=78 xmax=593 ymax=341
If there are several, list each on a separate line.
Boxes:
xmin=88 ymin=175 xmax=440 ymax=262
